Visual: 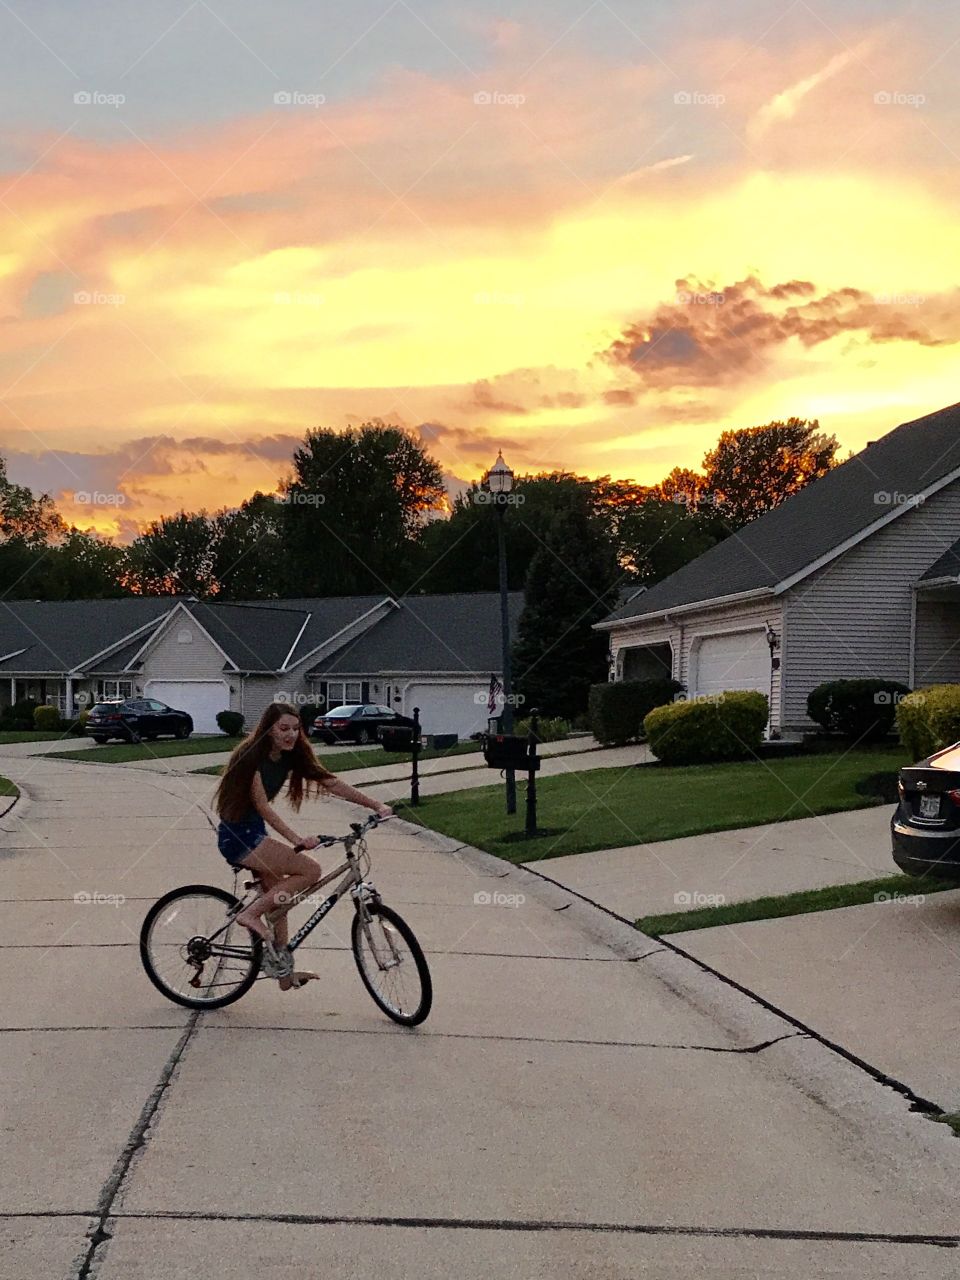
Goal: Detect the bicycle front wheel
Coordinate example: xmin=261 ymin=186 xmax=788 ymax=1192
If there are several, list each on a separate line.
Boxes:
xmin=351 ymin=902 xmax=432 ymax=1026
xmin=140 ymin=884 xmax=262 ymax=1010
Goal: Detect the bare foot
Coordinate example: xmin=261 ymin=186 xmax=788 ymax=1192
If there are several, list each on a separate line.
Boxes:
xmin=279 ymin=970 xmax=319 ymax=991
xmin=235 ymin=912 xmax=271 ymax=942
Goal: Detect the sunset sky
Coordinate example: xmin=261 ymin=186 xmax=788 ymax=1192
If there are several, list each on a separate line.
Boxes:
xmin=1 ymin=0 xmax=959 ymax=538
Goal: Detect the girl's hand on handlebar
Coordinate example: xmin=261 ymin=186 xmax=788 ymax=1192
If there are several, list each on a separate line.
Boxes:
xmin=374 ymin=804 xmax=393 ymax=819
xmin=298 ymin=834 xmax=321 ymax=850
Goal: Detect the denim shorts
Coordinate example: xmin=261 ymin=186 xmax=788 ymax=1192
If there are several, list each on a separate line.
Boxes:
xmin=217 ymin=817 xmax=268 ymax=868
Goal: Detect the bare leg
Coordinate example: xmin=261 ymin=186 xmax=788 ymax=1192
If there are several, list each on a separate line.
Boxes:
xmin=234 ymin=838 xmax=323 ymax=942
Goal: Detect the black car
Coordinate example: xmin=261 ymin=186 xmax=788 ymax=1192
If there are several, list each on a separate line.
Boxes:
xmin=311 ymin=703 xmax=418 ymax=746
xmin=85 ymin=698 xmax=193 ymax=744
xmin=891 ymin=741 xmax=960 ymax=880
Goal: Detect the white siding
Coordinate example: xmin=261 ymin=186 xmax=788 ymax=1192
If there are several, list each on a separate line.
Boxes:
xmin=915 ymin=599 xmax=960 ymax=685
xmin=782 ymin=479 xmax=960 ymax=730
xmin=609 ymin=599 xmax=783 ymax=728
xmin=240 ymin=674 xmax=315 ymax=731
xmin=140 ymin=618 xmax=230 ymax=684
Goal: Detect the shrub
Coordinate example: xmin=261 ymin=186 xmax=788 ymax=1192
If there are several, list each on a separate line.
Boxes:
xmin=33 ymin=704 xmax=62 ymax=731
xmin=514 ymin=715 xmax=570 ymax=743
xmin=216 ymin=709 xmax=245 ymax=737
xmin=67 ymin=709 xmax=89 ymax=737
xmin=896 ymin=685 xmax=960 ymax=761
xmin=589 ymin=678 xmax=685 ymax=746
xmin=643 ymin=691 xmax=769 ymax=765
xmin=807 ymin=678 xmax=911 ymax=742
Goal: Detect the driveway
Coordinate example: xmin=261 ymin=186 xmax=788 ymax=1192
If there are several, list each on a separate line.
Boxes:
xmin=2 ymin=752 xmax=960 ymax=1278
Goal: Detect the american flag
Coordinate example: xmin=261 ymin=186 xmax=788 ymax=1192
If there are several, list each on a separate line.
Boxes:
xmin=487 ymin=673 xmax=504 ymax=714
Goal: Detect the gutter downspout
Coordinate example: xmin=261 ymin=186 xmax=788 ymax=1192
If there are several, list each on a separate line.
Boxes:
xmin=909 ymin=585 xmax=917 ymax=688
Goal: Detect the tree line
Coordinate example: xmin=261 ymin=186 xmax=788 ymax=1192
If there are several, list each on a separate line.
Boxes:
xmin=0 ymin=417 xmax=838 ymax=717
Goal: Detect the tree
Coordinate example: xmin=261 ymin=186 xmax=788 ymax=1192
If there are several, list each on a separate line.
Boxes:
xmin=0 ymin=454 xmax=66 ymax=546
xmin=36 ymin=530 xmax=130 ymax=599
xmin=617 ymin=499 xmax=720 ymax=585
xmin=512 ymin=504 xmax=620 ymax=721
xmin=126 ymin=512 xmax=218 ymax=596
xmin=281 ymin=424 xmax=446 ymax=595
xmin=212 ymin=493 xmax=284 ymax=599
xmin=702 ymin=418 xmax=838 ymax=530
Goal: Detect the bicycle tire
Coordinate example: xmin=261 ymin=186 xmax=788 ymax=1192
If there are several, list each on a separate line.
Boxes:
xmin=140 ymin=884 xmax=262 ymax=1010
xmin=351 ymin=902 xmax=432 ymax=1026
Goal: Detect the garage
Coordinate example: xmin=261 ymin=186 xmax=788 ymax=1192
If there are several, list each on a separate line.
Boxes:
xmin=692 ymin=630 xmax=770 ymax=700
xmin=144 ymin=680 xmax=230 ymax=734
xmin=402 ymin=682 xmax=485 ymax=738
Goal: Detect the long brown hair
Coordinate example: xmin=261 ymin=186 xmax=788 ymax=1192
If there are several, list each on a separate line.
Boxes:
xmin=215 ymin=701 xmax=333 ymax=822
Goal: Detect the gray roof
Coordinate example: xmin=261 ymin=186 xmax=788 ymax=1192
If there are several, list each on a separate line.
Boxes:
xmin=316 ymin=593 xmax=525 ymax=675
xmin=920 ymin=537 xmax=960 ymax=582
xmin=605 ymin=400 xmax=960 ymax=625
xmin=188 ymin=601 xmax=310 ymax=672
xmin=0 ymin=599 xmax=170 ymax=674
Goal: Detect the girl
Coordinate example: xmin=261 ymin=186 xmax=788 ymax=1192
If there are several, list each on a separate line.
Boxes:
xmin=214 ymin=700 xmax=392 ymax=990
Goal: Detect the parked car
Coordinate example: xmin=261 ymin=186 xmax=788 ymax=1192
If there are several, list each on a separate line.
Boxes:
xmin=891 ymin=741 xmax=960 ymax=881
xmin=85 ymin=698 xmax=193 ymax=744
xmin=311 ymin=703 xmax=418 ymax=746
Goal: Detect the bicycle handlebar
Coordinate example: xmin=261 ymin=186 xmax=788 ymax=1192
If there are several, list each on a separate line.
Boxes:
xmin=294 ymin=812 xmax=391 ymax=853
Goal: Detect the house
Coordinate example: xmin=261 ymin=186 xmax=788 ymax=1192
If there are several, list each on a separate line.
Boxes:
xmin=596 ymin=401 xmax=960 ymax=736
xmin=0 ymin=592 xmax=524 ymax=739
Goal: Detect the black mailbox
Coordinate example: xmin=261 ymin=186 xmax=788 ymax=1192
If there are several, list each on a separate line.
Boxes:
xmin=378 ymin=726 xmax=417 ymax=752
xmin=482 ymin=732 xmax=539 ymax=771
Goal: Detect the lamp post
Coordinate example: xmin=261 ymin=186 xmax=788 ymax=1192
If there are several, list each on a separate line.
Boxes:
xmin=485 ymin=450 xmax=517 ymax=815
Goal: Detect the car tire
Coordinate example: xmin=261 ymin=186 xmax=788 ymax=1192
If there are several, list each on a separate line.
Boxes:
xmin=357 ymin=728 xmax=371 ymax=745
xmin=175 ymin=722 xmax=191 ymax=740
xmin=92 ymin=736 xmax=107 ymax=744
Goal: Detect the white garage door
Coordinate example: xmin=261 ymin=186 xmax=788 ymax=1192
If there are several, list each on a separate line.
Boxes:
xmin=693 ymin=631 xmax=769 ymax=699
xmin=404 ymin=684 xmax=484 ymax=738
xmin=145 ymin=680 xmax=230 ymax=734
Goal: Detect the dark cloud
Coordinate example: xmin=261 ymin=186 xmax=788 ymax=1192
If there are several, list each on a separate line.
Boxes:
xmin=602 ymin=275 xmax=960 ymax=389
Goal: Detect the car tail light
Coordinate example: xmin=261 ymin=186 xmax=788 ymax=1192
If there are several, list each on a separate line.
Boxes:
xmin=330 ymin=719 xmax=348 ymax=728
xmin=946 ymin=789 xmax=960 ymax=806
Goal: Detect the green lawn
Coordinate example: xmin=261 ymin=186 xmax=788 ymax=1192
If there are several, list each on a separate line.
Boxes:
xmin=636 ymin=874 xmax=960 ymax=936
xmin=393 ymin=746 xmax=905 ymax=864
xmin=48 ymin=735 xmax=242 ymax=764
xmin=193 ymin=740 xmax=484 ymax=777
xmin=0 ymin=775 xmax=19 ymax=797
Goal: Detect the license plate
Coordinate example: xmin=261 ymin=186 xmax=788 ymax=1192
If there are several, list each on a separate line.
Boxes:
xmin=920 ymin=794 xmax=941 ymax=818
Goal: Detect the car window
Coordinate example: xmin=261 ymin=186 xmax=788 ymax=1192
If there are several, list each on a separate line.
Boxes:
xmin=91 ymin=703 xmax=120 ymax=714
xmin=373 ymin=705 xmax=393 ymax=716
xmin=361 ymin=706 xmax=383 ymax=716
xmin=326 ymin=705 xmax=362 ymax=717
xmin=147 ymin=700 xmax=167 ymax=712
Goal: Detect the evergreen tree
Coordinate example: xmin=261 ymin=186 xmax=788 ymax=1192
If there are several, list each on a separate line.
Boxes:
xmin=512 ymin=503 xmax=620 ymax=721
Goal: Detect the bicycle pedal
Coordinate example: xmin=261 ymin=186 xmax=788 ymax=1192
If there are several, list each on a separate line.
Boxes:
xmin=260 ymin=944 xmax=294 ymax=979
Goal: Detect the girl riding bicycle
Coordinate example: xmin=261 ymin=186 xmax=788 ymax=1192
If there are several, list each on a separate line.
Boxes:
xmin=214 ymin=700 xmax=392 ymax=989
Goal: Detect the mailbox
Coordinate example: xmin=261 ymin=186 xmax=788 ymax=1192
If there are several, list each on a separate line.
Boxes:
xmin=482 ymin=732 xmax=539 ymax=771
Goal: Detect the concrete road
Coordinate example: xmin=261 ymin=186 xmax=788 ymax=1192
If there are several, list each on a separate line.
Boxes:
xmin=2 ymin=753 xmax=960 ymax=1278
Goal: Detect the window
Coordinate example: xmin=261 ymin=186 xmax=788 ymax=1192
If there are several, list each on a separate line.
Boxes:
xmin=146 ymin=700 xmax=167 ymax=712
xmin=97 ymin=679 xmax=132 ymax=701
xmin=327 ymin=681 xmax=363 ymax=705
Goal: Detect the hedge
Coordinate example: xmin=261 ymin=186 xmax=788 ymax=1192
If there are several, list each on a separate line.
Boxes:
xmin=589 ymin=678 xmax=685 ymax=746
xmin=896 ymin=685 xmax=960 ymax=761
xmin=33 ymin=704 xmax=62 ymax=731
xmin=807 ymin=678 xmax=910 ymax=742
xmin=643 ymin=690 xmax=769 ymax=765
xmin=216 ymin=709 xmax=245 ymax=737
xmin=514 ymin=716 xmax=570 ymax=743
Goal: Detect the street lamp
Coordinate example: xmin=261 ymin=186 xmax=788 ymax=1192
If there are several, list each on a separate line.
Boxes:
xmin=484 ymin=450 xmax=517 ymax=815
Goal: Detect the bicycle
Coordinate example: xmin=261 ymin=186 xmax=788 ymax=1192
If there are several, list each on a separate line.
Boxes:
xmin=139 ymin=814 xmax=432 ymax=1026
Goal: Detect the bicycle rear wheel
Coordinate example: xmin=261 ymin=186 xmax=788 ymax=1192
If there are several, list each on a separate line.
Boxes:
xmin=351 ymin=902 xmax=432 ymax=1026
xmin=140 ymin=884 xmax=262 ymax=1010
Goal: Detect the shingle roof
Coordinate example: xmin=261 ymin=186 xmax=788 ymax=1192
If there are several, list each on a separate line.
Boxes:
xmin=316 ymin=593 xmax=525 ymax=675
xmin=188 ymin=601 xmax=310 ymax=671
xmin=604 ymin=401 xmax=960 ymax=625
xmin=0 ymin=599 xmax=171 ymax=674
xmin=919 ymin=537 xmax=960 ymax=582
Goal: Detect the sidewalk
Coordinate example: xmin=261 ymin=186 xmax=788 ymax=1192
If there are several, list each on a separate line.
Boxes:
xmin=531 ymin=807 xmax=895 ymax=919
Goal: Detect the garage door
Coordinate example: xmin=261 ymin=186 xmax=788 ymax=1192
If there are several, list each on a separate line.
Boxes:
xmin=404 ymin=684 xmax=484 ymax=738
xmin=144 ymin=680 xmax=230 ymax=734
xmin=693 ymin=631 xmax=769 ymax=700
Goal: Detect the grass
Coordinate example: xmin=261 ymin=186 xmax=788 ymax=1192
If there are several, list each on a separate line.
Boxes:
xmin=192 ymin=740 xmax=484 ymax=777
xmin=48 ymin=735 xmax=242 ymax=764
xmin=392 ymin=745 xmax=907 ymax=864
xmin=0 ymin=775 xmax=18 ymax=797
xmin=635 ymin=874 xmax=960 ymax=936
